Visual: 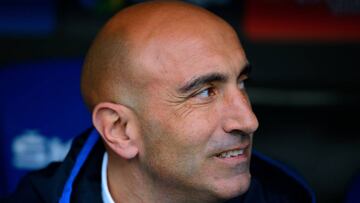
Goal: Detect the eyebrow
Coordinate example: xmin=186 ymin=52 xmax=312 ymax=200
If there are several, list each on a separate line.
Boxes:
xmin=178 ymin=63 xmax=252 ymax=94
xmin=178 ymin=73 xmax=228 ymax=93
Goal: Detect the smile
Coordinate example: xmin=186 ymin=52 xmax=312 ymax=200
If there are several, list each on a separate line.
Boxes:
xmin=216 ymin=149 xmax=245 ymax=158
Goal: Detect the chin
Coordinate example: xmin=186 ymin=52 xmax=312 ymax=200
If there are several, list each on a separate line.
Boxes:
xmin=213 ymin=172 xmax=251 ymax=200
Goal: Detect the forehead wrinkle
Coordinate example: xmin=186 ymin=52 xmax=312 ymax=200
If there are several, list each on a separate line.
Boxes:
xmin=137 ymin=32 xmax=226 ymax=83
xmin=140 ymin=21 xmax=243 ymax=77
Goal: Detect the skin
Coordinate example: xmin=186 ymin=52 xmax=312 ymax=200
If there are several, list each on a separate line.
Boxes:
xmin=82 ymin=1 xmax=259 ymax=203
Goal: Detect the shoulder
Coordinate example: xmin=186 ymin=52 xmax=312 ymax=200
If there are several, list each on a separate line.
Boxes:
xmin=1 ymin=128 xmax=104 ymax=203
xmin=245 ymin=150 xmax=315 ymax=203
xmin=1 ymin=162 xmax=63 ymax=202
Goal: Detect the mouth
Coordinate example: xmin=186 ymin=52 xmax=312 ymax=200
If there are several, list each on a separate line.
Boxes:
xmin=216 ymin=148 xmax=245 ymax=158
xmin=214 ymin=143 xmax=251 ymax=161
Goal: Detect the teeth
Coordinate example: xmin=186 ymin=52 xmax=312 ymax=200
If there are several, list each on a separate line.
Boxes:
xmin=218 ymin=149 xmax=244 ymax=158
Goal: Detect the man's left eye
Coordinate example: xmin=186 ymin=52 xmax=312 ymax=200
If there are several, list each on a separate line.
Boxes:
xmin=196 ymin=87 xmax=216 ymax=98
xmin=238 ymin=75 xmax=248 ymax=90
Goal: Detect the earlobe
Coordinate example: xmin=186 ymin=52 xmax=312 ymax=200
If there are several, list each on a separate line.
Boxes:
xmin=92 ymin=102 xmax=139 ymax=159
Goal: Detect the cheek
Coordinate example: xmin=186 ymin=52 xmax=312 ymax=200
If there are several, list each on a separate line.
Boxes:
xmin=140 ymin=119 xmax=200 ymax=181
xmin=147 ymin=99 xmax=220 ymax=146
xmin=184 ymin=115 xmax=215 ymax=142
xmin=138 ymin=96 xmax=221 ymax=168
xmin=139 ymin=110 xmax=216 ymax=178
xmin=183 ymin=105 xmax=220 ymax=141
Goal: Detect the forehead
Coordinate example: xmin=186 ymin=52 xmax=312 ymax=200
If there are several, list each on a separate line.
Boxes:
xmin=133 ymin=25 xmax=248 ymax=88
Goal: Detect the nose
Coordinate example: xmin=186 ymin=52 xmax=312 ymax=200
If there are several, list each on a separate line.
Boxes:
xmin=221 ymin=88 xmax=259 ymax=135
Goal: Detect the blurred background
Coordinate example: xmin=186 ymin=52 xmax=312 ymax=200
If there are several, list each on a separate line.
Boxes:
xmin=0 ymin=0 xmax=359 ymax=202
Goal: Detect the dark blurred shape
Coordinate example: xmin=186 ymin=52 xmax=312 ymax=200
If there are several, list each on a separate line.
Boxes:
xmin=79 ymin=0 xmax=126 ymax=15
xmin=345 ymin=172 xmax=360 ymax=203
xmin=0 ymin=0 xmax=56 ymax=36
xmin=242 ymin=0 xmax=360 ymax=42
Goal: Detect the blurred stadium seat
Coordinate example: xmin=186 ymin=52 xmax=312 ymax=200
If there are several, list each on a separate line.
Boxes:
xmin=0 ymin=58 xmax=91 ymax=196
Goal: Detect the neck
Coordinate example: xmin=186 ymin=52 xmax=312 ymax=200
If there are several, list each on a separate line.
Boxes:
xmin=107 ymin=154 xmax=147 ymax=203
xmin=107 ymin=154 xmax=219 ymax=203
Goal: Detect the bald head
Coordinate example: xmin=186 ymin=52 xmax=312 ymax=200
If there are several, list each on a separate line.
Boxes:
xmin=81 ymin=0 xmax=239 ymax=111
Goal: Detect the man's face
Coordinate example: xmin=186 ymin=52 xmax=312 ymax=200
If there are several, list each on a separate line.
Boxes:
xmin=133 ymin=25 xmax=259 ymax=201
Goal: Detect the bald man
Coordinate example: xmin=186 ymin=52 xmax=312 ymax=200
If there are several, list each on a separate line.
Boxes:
xmin=3 ymin=1 xmax=314 ymax=203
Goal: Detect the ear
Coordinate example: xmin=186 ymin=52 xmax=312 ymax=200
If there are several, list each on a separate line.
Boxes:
xmin=92 ymin=102 xmax=139 ymax=159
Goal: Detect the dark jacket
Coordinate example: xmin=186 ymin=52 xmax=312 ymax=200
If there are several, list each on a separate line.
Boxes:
xmin=2 ymin=128 xmax=315 ymax=203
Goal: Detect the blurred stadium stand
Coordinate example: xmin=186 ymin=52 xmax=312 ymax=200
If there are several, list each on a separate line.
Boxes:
xmin=0 ymin=59 xmax=91 ymax=195
xmin=0 ymin=0 xmax=359 ymax=202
